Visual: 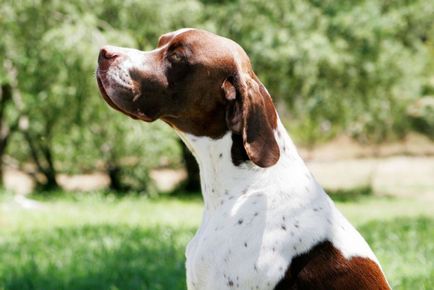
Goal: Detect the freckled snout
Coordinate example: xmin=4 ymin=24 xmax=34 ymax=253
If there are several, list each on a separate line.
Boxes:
xmin=96 ymin=44 xmax=165 ymax=122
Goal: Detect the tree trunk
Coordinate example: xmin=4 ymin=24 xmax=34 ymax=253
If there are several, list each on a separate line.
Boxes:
xmin=107 ymin=162 xmax=123 ymax=192
xmin=180 ymin=139 xmax=201 ymax=193
xmin=0 ymin=84 xmax=14 ymax=188
xmin=40 ymin=143 xmax=58 ymax=190
xmin=41 ymin=168 xmax=58 ymax=191
xmin=23 ymin=131 xmax=59 ymax=191
xmin=1 ymin=61 xmax=26 ymax=188
xmin=0 ymin=136 xmax=9 ymax=187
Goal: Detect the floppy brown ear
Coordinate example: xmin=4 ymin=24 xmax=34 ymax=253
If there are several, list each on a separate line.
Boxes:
xmin=223 ymin=75 xmax=280 ymax=168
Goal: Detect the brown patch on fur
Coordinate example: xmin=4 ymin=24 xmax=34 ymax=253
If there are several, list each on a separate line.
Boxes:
xmin=223 ymin=73 xmax=280 ymax=167
xmin=274 ymin=241 xmax=390 ymax=290
xmin=240 ymin=76 xmax=279 ymax=167
xmin=231 ymin=133 xmax=249 ymax=166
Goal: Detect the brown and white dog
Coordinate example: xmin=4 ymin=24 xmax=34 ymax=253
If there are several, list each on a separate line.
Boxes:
xmin=96 ymin=28 xmax=390 ymax=290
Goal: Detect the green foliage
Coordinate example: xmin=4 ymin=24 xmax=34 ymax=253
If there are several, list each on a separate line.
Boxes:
xmin=0 ymin=193 xmax=432 ymax=289
xmin=1 ymin=0 xmax=187 ymax=191
xmin=406 ymin=97 xmax=434 ymax=138
xmin=205 ymin=0 xmax=434 ymax=144
xmin=0 ymin=0 xmax=433 ymax=191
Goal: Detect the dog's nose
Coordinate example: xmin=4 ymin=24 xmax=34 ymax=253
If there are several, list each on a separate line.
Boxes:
xmin=100 ymin=46 xmax=118 ymax=60
xmin=98 ymin=46 xmax=120 ymax=68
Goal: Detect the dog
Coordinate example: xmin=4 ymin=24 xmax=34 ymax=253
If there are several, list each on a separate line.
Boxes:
xmin=96 ymin=28 xmax=390 ymax=290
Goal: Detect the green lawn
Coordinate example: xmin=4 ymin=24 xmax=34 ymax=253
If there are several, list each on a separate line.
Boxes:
xmin=0 ymin=192 xmax=433 ymax=290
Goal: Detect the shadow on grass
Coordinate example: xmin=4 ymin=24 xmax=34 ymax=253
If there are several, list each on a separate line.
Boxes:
xmin=0 ymin=225 xmax=195 ymax=290
xmin=326 ymin=185 xmax=375 ymax=202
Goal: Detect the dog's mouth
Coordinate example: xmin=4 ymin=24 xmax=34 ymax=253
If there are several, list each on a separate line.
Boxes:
xmin=96 ymin=73 xmax=121 ymax=112
xmin=96 ymin=70 xmax=155 ymax=122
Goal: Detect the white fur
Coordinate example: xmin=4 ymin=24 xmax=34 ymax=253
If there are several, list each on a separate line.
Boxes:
xmin=177 ymin=119 xmax=383 ymax=290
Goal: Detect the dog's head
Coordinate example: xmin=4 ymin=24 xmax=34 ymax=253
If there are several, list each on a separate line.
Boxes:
xmin=96 ymin=28 xmax=279 ymax=167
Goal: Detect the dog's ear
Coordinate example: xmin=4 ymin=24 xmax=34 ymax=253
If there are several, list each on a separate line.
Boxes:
xmin=222 ymin=74 xmax=280 ymax=168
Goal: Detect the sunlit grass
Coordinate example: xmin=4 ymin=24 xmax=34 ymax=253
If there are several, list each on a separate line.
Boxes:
xmin=1 ymin=193 xmax=203 ymax=232
xmin=0 ymin=192 xmax=432 ymax=289
xmin=360 ymin=217 xmax=433 ymax=289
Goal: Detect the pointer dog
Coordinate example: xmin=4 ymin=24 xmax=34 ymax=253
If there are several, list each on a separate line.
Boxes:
xmin=96 ymin=28 xmax=390 ymax=290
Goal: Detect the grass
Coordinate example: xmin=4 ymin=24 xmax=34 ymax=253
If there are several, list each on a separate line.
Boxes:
xmin=0 ymin=191 xmax=433 ymax=290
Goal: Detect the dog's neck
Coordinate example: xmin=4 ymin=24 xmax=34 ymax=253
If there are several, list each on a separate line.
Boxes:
xmin=176 ymin=118 xmax=302 ymax=211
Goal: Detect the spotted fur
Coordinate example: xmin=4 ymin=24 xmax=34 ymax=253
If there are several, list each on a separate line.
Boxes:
xmin=178 ymin=120 xmax=389 ymax=290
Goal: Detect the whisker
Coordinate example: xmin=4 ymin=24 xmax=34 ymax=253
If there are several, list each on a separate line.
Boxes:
xmin=132 ymin=94 xmax=141 ymax=102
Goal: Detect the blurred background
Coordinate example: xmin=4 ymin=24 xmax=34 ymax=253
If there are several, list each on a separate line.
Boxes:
xmin=0 ymin=0 xmax=433 ymax=289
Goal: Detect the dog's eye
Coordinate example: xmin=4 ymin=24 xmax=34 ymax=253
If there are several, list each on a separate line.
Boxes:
xmin=168 ymin=52 xmax=183 ymax=63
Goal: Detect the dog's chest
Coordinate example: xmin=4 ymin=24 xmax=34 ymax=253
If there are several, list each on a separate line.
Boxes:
xmin=181 ymin=129 xmax=378 ymax=290
xmin=185 ymin=185 xmax=332 ymax=290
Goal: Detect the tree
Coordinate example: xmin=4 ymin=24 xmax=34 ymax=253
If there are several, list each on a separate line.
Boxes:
xmin=205 ymin=0 xmax=433 ymax=144
xmin=1 ymin=0 xmax=432 ymax=194
xmin=1 ymin=0 xmax=184 ymax=192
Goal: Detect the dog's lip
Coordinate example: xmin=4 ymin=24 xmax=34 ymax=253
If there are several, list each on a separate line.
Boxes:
xmin=96 ymin=71 xmax=155 ymax=122
xmin=96 ymin=73 xmax=108 ymax=99
xmin=96 ymin=72 xmax=122 ymax=112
